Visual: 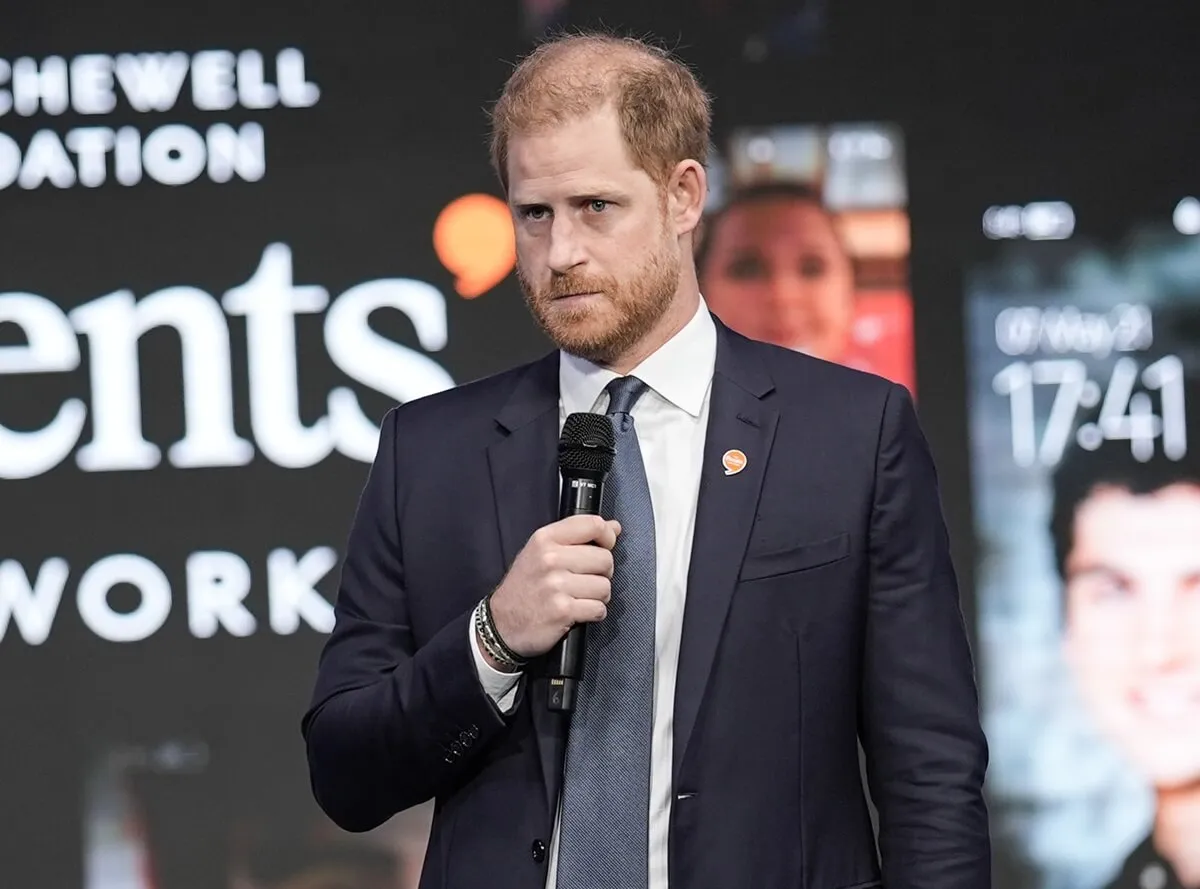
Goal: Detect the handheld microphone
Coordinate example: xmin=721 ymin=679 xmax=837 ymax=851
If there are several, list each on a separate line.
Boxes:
xmin=547 ymin=412 xmax=616 ymax=712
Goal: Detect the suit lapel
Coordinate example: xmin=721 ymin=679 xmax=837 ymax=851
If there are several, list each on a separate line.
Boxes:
xmin=673 ymin=321 xmax=778 ymax=783
xmin=485 ymin=350 xmax=564 ymax=821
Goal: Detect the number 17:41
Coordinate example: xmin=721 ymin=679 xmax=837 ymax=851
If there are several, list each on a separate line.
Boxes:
xmin=992 ymin=356 xmax=1187 ymax=467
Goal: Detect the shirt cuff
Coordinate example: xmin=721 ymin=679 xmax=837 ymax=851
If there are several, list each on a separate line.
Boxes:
xmin=469 ymin=602 xmax=522 ymax=713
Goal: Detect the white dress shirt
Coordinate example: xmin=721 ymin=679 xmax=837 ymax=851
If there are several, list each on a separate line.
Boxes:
xmin=469 ymin=297 xmax=716 ymax=888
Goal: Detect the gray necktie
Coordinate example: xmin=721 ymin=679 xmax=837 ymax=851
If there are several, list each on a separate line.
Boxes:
xmin=555 ymin=375 xmax=656 ymax=889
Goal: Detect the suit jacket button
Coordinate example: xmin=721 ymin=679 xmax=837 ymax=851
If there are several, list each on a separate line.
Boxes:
xmin=531 ymin=839 xmax=547 ymax=863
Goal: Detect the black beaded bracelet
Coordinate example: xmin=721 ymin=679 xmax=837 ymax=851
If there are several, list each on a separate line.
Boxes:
xmin=474 ymin=603 xmax=507 ymax=665
xmin=474 ymin=605 xmax=509 ymax=668
xmin=478 ymin=596 xmax=527 ymax=669
xmin=482 ymin=595 xmax=526 ymax=665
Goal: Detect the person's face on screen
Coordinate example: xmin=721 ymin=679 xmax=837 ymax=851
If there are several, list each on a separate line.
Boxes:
xmin=507 ymin=104 xmax=684 ymax=366
xmin=700 ymin=197 xmax=855 ymax=361
xmin=1063 ymin=483 xmax=1200 ymax=788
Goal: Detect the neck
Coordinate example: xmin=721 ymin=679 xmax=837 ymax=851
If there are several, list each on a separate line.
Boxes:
xmin=1155 ymin=782 xmax=1200 ymax=887
xmin=606 ymin=286 xmax=701 ymax=376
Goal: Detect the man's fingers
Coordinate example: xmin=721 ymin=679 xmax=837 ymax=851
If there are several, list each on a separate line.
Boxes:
xmin=569 ymin=597 xmax=608 ymax=624
xmin=554 ymin=544 xmax=615 ymax=578
xmin=541 ymin=514 xmax=621 ymax=548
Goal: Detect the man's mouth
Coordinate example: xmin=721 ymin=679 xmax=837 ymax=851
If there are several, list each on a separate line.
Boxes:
xmin=1132 ymin=682 xmax=1200 ymax=720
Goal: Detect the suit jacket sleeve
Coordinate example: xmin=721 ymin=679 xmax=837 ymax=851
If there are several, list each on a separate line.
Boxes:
xmin=300 ymin=407 xmax=516 ymax=833
xmin=859 ymin=383 xmax=991 ymax=888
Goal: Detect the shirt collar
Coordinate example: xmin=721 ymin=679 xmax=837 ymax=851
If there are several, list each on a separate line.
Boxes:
xmin=559 ymin=296 xmax=716 ymax=418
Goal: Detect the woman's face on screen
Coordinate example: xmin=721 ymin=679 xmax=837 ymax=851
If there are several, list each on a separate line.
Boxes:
xmin=700 ymin=197 xmax=855 ymax=362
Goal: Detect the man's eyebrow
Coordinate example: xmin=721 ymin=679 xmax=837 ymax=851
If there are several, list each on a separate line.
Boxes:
xmin=1065 ymin=562 xmax=1125 ymax=580
xmin=511 ymin=187 xmax=632 ymax=206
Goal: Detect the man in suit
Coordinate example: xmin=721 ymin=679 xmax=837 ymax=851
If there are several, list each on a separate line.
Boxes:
xmin=302 ymin=31 xmax=990 ymax=889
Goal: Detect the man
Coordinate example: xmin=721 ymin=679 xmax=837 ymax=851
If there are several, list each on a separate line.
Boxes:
xmin=1049 ymin=390 xmax=1200 ymax=889
xmin=301 ymin=32 xmax=990 ymax=889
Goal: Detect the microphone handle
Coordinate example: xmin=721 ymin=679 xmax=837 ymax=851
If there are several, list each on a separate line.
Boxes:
xmin=547 ymin=471 xmax=606 ymax=712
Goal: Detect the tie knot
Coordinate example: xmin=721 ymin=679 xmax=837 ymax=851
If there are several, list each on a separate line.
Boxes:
xmin=604 ymin=375 xmax=649 ymax=416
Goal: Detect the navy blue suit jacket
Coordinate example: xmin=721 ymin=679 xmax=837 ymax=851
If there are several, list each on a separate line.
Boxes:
xmin=301 ymin=316 xmax=990 ymax=889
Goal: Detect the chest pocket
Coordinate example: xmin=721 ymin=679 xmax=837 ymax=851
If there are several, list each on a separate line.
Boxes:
xmin=739 ymin=531 xmax=850 ymax=582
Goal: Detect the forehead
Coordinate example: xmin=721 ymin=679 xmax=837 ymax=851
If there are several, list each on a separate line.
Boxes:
xmin=713 ymin=199 xmax=839 ymax=248
xmin=506 ymin=107 xmax=651 ymax=200
xmin=1070 ymin=484 xmax=1200 ymax=567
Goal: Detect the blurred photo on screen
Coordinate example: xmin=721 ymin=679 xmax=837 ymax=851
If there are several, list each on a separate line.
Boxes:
xmin=83 ymin=739 xmax=431 ymax=889
xmin=697 ymin=122 xmax=914 ymax=393
xmin=966 ymin=202 xmax=1200 ymax=889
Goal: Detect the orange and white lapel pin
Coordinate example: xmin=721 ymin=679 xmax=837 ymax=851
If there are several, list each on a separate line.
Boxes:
xmin=721 ymin=449 xmax=747 ymax=476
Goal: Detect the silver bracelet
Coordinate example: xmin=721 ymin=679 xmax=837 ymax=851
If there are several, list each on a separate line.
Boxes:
xmin=474 ymin=598 xmax=526 ymax=671
xmin=475 ymin=605 xmax=523 ymax=671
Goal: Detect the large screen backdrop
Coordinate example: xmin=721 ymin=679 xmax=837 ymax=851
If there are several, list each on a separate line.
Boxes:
xmin=0 ymin=4 xmax=552 ymax=887
xmin=11 ymin=2 xmax=1196 ymax=887
xmin=960 ymin=100 xmax=1200 ymax=888
xmin=0 ymin=2 xmax=920 ymax=887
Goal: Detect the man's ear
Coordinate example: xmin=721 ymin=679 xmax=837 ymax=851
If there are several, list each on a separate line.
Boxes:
xmin=667 ymin=159 xmax=707 ymax=237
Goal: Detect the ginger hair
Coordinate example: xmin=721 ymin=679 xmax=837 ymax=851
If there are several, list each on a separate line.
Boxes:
xmin=488 ymin=31 xmax=712 ymax=194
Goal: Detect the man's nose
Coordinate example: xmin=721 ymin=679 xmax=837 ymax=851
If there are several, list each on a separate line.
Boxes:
xmin=767 ymin=273 xmax=818 ymax=335
xmin=547 ymin=216 xmax=586 ymax=273
xmin=1138 ymin=589 xmax=1188 ymax=670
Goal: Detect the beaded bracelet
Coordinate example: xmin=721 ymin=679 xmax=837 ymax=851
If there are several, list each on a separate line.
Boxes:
xmin=474 ymin=596 xmax=527 ymax=671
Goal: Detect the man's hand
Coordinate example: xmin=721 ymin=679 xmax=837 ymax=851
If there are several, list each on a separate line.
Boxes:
xmin=482 ymin=514 xmax=621 ymax=663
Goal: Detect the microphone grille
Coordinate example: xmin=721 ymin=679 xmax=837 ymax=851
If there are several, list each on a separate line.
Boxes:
xmin=558 ymin=412 xmax=616 ymax=474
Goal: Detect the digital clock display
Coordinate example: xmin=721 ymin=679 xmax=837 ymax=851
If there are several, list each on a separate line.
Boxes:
xmin=992 ymin=354 xmax=1187 ymax=466
xmin=966 ymin=222 xmax=1200 ymax=889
